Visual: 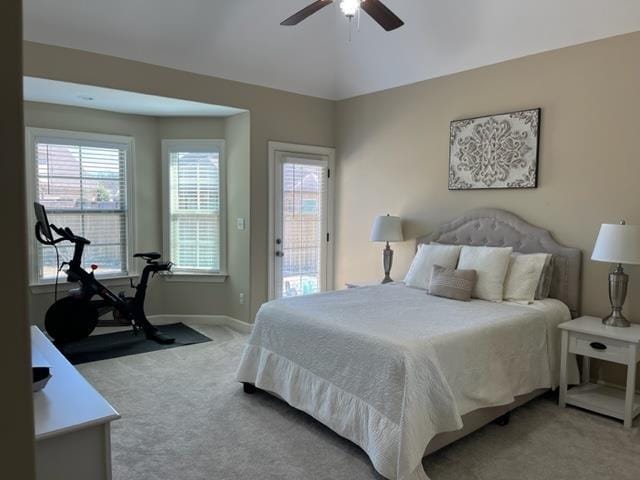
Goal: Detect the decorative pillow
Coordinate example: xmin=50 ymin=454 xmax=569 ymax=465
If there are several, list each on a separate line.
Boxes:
xmin=503 ymin=253 xmax=551 ymax=304
xmin=428 ymin=265 xmax=477 ymax=301
xmin=457 ymin=246 xmax=513 ymax=302
xmin=535 ymin=255 xmax=555 ymax=300
xmin=404 ymin=244 xmax=462 ymax=290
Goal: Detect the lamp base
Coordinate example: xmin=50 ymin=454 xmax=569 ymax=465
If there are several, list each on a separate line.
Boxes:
xmin=603 ymin=265 xmax=630 ymax=328
xmin=602 ymin=310 xmax=630 ymax=328
xmin=381 ymin=243 xmax=394 ymax=284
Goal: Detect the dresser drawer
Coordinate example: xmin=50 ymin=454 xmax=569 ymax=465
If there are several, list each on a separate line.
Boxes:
xmin=569 ymin=332 xmax=631 ymax=364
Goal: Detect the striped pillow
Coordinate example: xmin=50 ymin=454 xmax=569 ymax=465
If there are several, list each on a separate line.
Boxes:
xmin=535 ymin=255 xmax=555 ymax=299
xmin=428 ymin=265 xmax=477 ymax=301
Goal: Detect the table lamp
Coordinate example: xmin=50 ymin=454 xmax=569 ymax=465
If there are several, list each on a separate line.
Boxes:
xmin=370 ymin=214 xmax=403 ymax=284
xmin=591 ymin=221 xmax=640 ymax=327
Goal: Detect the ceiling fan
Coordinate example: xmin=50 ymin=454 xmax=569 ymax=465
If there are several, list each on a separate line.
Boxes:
xmin=281 ymin=0 xmax=404 ymax=32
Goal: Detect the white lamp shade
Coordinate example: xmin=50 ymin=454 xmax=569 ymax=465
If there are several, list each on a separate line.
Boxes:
xmin=370 ymin=215 xmax=403 ymax=242
xmin=591 ymin=223 xmax=640 ymax=265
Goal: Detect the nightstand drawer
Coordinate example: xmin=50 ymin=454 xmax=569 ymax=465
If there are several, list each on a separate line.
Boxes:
xmin=569 ymin=332 xmax=630 ymax=364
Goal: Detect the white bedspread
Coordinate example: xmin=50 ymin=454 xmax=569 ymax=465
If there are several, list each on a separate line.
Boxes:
xmin=236 ymin=284 xmax=579 ymax=480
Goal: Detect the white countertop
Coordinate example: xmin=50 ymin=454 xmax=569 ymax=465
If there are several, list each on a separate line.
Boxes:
xmin=32 ymin=326 xmax=120 ymax=441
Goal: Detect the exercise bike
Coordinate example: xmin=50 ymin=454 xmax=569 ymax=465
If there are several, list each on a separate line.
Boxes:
xmin=34 ymin=202 xmax=175 ymax=345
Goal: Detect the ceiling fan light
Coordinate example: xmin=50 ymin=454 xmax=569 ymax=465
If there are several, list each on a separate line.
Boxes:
xmin=340 ymin=0 xmax=361 ymax=17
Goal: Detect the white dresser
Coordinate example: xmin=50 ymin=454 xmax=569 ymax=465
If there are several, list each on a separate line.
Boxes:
xmin=32 ymin=326 xmax=120 ymax=480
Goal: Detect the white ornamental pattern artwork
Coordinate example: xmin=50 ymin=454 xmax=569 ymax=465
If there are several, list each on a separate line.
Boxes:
xmin=449 ymin=109 xmax=540 ymax=190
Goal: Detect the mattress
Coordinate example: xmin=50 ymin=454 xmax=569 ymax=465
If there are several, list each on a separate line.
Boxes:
xmin=236 ymin=284 xmax=579 ymax=480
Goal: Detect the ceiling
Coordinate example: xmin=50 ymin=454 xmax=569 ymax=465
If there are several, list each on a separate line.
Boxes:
xmin=23 ymin=0 xmax=640 ymax=100
xmin=24 ymin=77 xmax=246 ymax=117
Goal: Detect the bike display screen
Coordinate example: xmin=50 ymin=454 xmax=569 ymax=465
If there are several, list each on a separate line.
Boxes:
xmin=34 ymin=202 xmax=54 ymax=242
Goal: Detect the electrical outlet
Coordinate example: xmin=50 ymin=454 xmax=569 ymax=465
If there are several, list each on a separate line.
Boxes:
xmin=239 ymin=293 xmax=245 ymax=305
xmin=237 ymin=218 xmax=245 ymax=231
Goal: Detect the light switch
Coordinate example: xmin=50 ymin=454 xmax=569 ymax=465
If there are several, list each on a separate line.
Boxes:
xmin=237 ymin=218 xmax=246 ymax=231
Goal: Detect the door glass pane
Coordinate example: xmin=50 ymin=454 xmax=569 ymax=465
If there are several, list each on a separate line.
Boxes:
xmin=281 ymin=162 xmax=324 ymax=297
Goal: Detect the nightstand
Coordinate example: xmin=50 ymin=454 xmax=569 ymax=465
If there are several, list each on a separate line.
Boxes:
xmin=558 ymin=316 xmax=640 ymax=428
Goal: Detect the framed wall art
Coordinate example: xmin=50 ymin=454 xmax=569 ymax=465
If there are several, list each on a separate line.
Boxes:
xmin=449 ymin=108 xmax=541 ymax=190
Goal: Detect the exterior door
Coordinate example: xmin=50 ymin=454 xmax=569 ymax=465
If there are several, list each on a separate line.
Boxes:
xmin=270 ymin=148 xmax=333 ymax=299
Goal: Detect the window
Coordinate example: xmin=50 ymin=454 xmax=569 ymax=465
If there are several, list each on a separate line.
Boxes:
xmin=26 ymin=128 xmax=133 ymax=284
xmin=162 ymin=140 xmax=226 ymax=275
xmin=301 ymin=198 xmax=318 ymax=215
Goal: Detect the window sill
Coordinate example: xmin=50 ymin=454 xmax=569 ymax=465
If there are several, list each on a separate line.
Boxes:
xmin=30 ymin=275 xmax=137 ymax=295
xmin=162 ymin=273 xmax=228 ymax=284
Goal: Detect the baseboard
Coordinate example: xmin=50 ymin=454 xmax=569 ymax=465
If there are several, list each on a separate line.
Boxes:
xmin=147 ymin=314 xmax=253 ymax=334
xmin=221 ymin=316 xmax=254 ymax=334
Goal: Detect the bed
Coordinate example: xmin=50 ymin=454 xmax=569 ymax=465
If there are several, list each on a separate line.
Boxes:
xmin=236 ymin=208 xmax=582 ymax=480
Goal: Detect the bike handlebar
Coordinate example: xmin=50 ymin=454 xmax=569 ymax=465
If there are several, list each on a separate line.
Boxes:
xmin=35 ymin=223 xmax=55 ymax=245
xmin=51 ymin=224 xmax=68 ymax=239
xmin=36 ymin=222 xmax=91 ymax=246
xmin=145 ymin=261 xmax=173 ymax=273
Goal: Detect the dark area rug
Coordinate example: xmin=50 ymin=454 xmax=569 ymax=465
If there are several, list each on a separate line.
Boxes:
xmin=57 ymin=323 xmax=211 ymax=365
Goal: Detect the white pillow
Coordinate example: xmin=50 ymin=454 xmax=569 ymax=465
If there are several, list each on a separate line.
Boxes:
xmin=404 ymin=244 xmax=462 ymax=290
xmin=457 ymin=246 xmax=513 ymax=302
xmin=503 ymin=253 xmax=551 ymax=304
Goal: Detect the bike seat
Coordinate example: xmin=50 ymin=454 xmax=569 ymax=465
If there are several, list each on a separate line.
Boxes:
xmin=134 ymin=252 xmax=162 ymax=261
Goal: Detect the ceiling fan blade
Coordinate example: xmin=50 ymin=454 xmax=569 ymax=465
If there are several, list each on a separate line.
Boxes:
xmin=281 ymin=0 xmax=334 ymax=26
xmin=360 ymin=0 xmax=404 ymax=31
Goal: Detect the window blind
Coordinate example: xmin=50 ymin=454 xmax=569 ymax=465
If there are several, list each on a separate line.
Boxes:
xmin=33 ymin=135 xmax=130 ymax=282
xmin=168 ymin=149 xmax=221 ymax=272
xmin=280 ymin=161 xmax=326 ymax=297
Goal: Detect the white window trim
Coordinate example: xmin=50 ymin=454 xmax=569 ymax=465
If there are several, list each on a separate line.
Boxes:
xmin=161 ymin=139 xmax=227 ymax=278
xmin=25 ymin=127 xmax=136 ymax=288
xmin=162 ymin=273 xmax=227 ymax=283
xmin=30 ymin=275 xmax=138 ymax=295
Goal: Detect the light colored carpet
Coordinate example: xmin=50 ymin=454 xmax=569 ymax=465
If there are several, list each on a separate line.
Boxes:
xmin=78 ymin=324 xmax=640 ymax=480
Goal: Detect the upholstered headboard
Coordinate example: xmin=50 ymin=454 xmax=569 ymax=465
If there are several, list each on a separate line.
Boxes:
xmin=417 ymin=208 xmax=582 ymax=317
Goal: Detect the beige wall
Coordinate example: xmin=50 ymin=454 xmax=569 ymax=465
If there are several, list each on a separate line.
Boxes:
xmin=1 ymin=0 xmax=36 ymax=477
xmin=24 ymin=102 xmax=164 ymax=326
xmin=23 ymin=41 xmax=336 ymax=321
xmin=24 ymin=102 xmax=251 ymax=324
xmin=334 ymin=32 xmax=640 ymax=386
xmin=156 ymin=114 xmax=251 ymax=320
xmin=224 ymin=113 xmax=252 ymax=321
xmin=23 ymin=33 xmax=640 ymax=388
xmin=157 ymin=117 xmax=226 ymax=139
